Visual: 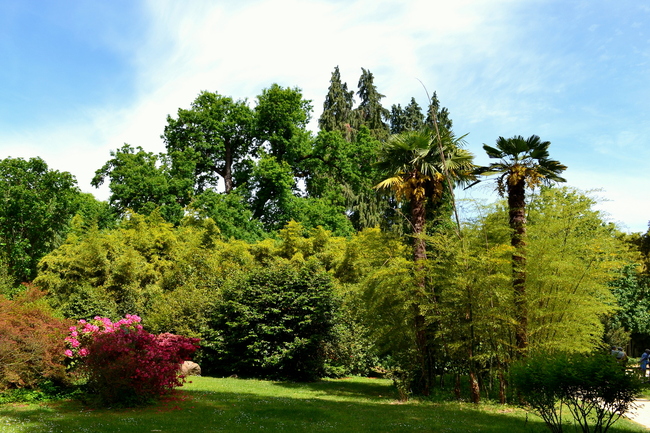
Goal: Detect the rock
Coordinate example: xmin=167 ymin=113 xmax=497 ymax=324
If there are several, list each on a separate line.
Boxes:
xmin=180 ymin=361 xmax=201 ymax=376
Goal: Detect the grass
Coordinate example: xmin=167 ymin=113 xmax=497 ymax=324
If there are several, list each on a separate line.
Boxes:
xmin=0 ymin=376 xmax=647 ymax=433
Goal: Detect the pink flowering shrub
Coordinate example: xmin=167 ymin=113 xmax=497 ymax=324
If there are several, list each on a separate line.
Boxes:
xmin=65 ymin=315 xmax=199 ymax=406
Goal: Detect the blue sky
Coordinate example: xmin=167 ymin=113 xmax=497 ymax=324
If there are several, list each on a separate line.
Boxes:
xmin=1 ymin=0 xmax=648 ymax=232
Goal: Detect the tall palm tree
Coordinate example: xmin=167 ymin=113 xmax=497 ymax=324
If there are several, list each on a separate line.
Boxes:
xmin=375 ymin=127 xmax=475 ymax=394
xmin=478 ymin=135 xmax=567 ymax=354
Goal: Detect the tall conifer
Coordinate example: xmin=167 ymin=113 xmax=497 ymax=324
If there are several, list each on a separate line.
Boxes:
xmin=404 ymin=98 xmax=425 ymax=132
xmin=319 ymin=66 xmax=354 ymax=139
xmin=354 ymin=68 xmax=390 ymax=139
xmin=426 ymin=91 xmax=452 ymax=131
xmin=390 ymin=104 xmax=406 ymax=134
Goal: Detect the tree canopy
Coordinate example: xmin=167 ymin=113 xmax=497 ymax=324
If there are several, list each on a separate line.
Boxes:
xmin=0 ymin=157 xmax=81 ymax=284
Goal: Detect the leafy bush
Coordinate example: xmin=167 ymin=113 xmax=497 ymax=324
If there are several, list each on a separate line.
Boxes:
xmin=510 ymin=351 xmax=642 ymax=433
xmin=66 ymin=316 xmax=199 ymax=406
xmin=321 ymin=295 xmax=379 ymax=378
xmin=209 ymin=259 xmax=337 ymax=381
xmin=0 ymin=287 xmax=71 ymax=390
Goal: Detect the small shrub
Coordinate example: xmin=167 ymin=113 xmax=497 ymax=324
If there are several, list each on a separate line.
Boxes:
xmin=0 ymin=286 xmax=71 ymax=390
xmin=511 ymin=351 xmax=643 ymax=433
xmin=66 ymin=316 xmax=199 ymax=406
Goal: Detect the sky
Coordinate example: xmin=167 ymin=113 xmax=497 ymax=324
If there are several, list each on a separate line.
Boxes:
xmin=1 ymin=0 xmax=649 ymax=232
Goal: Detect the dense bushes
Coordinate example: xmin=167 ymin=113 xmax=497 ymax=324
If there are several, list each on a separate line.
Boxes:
xmin=208 ymin=260 xmax=337 ymax=381
xmin=0 ymin=287 xmax=70 ymax=390
xmin=511 ymin=351 xmax=642 ymax=433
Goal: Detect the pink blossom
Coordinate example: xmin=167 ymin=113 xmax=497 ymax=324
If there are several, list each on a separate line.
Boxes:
xmin=64 ymin=349 xmax=73 ymax=357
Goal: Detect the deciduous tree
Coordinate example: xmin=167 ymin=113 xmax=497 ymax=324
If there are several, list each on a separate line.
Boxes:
xmin=163 ymin=91 xmax=255 ymax=194
xmin=92 ymin=144 xmax=191 ymax=224
xmin=0 ymin=157 xmax=80 ymax=283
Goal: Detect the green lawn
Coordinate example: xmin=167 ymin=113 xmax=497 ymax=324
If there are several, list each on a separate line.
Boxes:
xmin=0 ymin=376 xmax=646 ymax=433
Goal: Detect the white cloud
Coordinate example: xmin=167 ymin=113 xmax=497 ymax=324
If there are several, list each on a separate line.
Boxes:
xmin=1 ymin=0 xmax=648 ymax=233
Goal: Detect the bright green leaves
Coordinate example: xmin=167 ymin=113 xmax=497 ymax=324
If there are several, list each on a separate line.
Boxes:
xmin=92 ymin=144 xmax=189 ymax=224
xmin=0 ymin=157 xmax=80 ymax=284
xmin=254 ymin=83 xmax=313 ymax=163
xmin=163 ymin=91 xmax=254 ymax=194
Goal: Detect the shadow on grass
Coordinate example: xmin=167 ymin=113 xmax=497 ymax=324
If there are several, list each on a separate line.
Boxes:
xmin=272 ymin=377 xmax=395 ymax=401
xmin=0 ymin=378 xmax=647 ymax=433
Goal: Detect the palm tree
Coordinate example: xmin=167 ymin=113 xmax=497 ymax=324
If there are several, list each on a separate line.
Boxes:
xmin=375 ymin=127 xmax=475 ymax=394
xmin=375 ymin=127 xmax=475 ymax=260
xmin=478 ymin=135 xmax=567 ymax=354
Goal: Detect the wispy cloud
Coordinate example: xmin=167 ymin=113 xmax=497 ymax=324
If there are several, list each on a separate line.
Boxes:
xmin=1 ymin=0 xmax=648 ymax=231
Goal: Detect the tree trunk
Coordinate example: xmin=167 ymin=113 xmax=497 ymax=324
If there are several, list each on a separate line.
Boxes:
xmin=508 ymin=178 xmax=528 ymax=354
xmin=411 ymin=194 xmax=427 ymax=262
xmin=411 ymin=193 xmax=430 ymax=395
xmin=469 ymin=371 xmax=480 ymax=404
xmin=224 ymin=139 xmax=233 ymax=193
xmin=499 ymin=370 xmax=507 ymax=404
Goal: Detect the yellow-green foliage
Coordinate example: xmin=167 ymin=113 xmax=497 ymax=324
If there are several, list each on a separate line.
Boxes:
xmin=459 ymin=187 xmax=629 ymax=355
xmin=35 ymin=216 xmax=355 ymax=341
xmin=36 ymin=211 xmax=233 ymax=332
xmin=424 ymin=231 xmax=514 ymax=365
xmin=32 ymin=191 xmax=630 ymax=383
xmin=525 ymin=187 xmax=628 ymax=352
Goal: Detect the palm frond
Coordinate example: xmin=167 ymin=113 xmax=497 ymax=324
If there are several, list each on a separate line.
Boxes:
xmin=374 ymin=176 xmax=404 ymax=190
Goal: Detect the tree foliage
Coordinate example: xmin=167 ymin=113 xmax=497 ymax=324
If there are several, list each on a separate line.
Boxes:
xmin=477 ymin=135 xmax=567 ymax=353
xmin=0 ymin=287 xmax=71 ymax=390
xmin=319 ymin=66 xmax=355 ymax=138
xmin=92 ymin=144 xmax=190 ymax=224
xmin=209 ymin=259 xmax=337 ymax=381
xmin=353 ymin=68 xmax=390 ymax=139
xmin=163 ymin=91 xmax=255 ymax=194
xmin=0 ymin=157 xmax=81 ymax=284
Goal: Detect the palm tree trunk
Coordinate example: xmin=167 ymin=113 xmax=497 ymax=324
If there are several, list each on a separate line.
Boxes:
xmin=508 ymin=179 xmax=528 ymax=354
xmin=411 ymin=195 xmax=431 ymax=394
xmin=412 ymin=194 xmax=427 ymax=262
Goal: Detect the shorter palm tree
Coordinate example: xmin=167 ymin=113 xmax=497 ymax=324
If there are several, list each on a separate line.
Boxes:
xmin=375 ymin=127 xmax=475 ymax=261
xmin=375 ymin=127 xmax=474 ymax=395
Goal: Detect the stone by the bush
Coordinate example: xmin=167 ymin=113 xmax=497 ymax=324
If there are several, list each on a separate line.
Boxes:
xmin=180 ymin=361 xmax=201 ymax=376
